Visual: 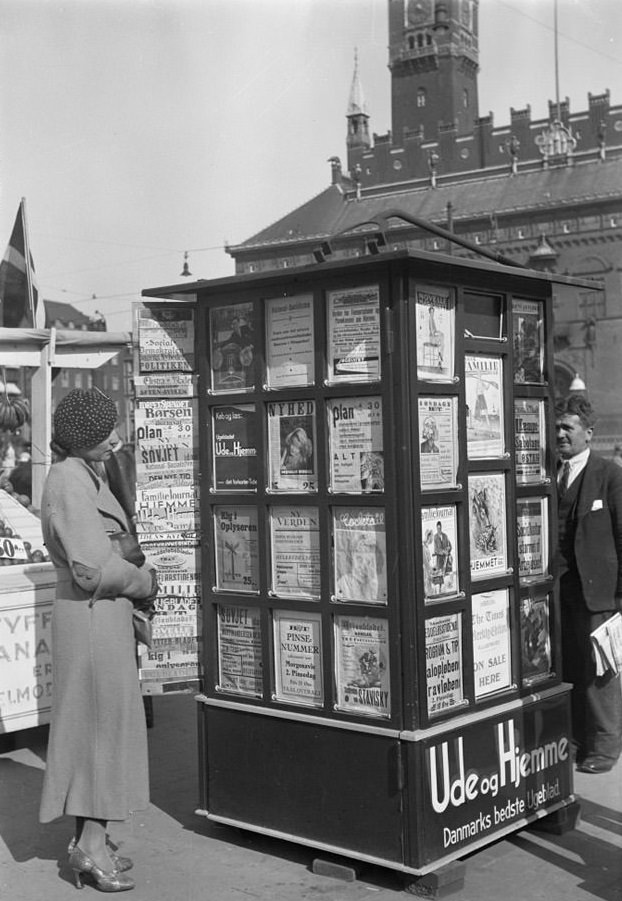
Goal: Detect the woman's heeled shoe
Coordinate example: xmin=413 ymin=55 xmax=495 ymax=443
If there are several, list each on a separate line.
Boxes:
xmin=68 ymin=836 xmax=133 ymax=873
xmin=68 ymin=845 xmax=135 ymax=892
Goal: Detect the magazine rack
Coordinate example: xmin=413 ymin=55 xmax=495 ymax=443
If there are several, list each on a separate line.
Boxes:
xmin=141 ymin=250 xmax=592 ymax=886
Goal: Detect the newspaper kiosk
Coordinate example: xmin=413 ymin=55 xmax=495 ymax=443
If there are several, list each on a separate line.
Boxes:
xmin=141 ymin=249 xmax=589 ymax=890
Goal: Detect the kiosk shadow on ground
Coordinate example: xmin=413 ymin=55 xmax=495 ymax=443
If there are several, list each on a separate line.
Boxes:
xmin=508 ymin=805 xmax=622 ymax=901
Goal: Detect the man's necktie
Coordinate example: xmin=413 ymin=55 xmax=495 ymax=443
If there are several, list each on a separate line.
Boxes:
xmin=558 ymin=461 xmax=571 ymax=498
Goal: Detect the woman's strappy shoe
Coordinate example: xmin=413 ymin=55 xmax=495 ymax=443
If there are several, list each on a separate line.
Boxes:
xmin=68 ymin=845 xmax=135 ymax=892
xmin=68 ymin=836 xmax=133 ymax=873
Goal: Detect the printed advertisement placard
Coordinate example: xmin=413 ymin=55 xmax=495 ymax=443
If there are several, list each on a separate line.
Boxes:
xmin=273 ymin=610 xmax=323 ymax=707
xmin=217 ymin=605 xmax=263 ymax=698
xmin=419 ymin=694 xmax=572 ymax=863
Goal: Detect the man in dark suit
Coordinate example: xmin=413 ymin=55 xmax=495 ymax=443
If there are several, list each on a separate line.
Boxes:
xmin=556 ymin=394 xmax=622 ymax=774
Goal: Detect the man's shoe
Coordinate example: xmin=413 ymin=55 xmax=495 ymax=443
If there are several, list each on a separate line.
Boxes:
xmin=576 ymin=755 xmax=616 ymax=774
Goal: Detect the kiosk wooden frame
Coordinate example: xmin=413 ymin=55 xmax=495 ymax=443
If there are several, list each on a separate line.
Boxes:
xmin=142 ymin=248 xmax=592 ymax=884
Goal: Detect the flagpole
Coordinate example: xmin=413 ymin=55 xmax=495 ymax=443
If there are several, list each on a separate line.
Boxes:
xmin=20 ymin=196 xmax=36 ymax=327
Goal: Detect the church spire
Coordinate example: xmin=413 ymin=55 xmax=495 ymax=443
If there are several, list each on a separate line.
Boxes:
xmin=346 ymin=49 xmax=370 ymax=153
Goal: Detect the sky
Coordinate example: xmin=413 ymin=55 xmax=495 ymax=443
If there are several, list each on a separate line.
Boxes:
xmin=1 ymin=0 xmax=621 ymax=332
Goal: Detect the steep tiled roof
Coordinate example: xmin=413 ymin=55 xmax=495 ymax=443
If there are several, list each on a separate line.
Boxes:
xmin=236 ymin=156 xmax=622 ymax=251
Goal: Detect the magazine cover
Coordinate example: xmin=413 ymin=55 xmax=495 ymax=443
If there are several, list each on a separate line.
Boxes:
xmin=334 ymin=615 xmax=391 ymax=718
xmin=516 ymin=497 xmax=548 ymax=580
xmin=327 ymin=396 xmax=384 ymax=494
xmin=217 ymin=605 xmax=263 ymax=697
xmin=333 ymin=507 xmax=387 ymax=604
xmin=212 ymin=404 xmax=258 ymax=492
xmin=138 ymin=590 xmax=201 ymax=687
xmin=135 ymin=398 xmax=198 ymax=488
xmin=514 ymin=399 xmax=546 ymax=484
xmin=421 ymin=505 xmax=459 ymax=600
xmin=270 ymin=506 xmax=321 ymax=598
xmin=265 ymin=294 xmax=315 ymax=388
xmin=209 ymin=301 xmax=256 ymax=392
xmin=415 ymin=284 xmax=455 ymax=381
xmin=418 ymin=396 xmax=458 ymax=490
xmin=134 ymin=372 xmax=196 ymax=398
xmin=141 ymin=539 xmax=200 ymax=596
xmin=267 ymin=400 xmax=317 ymax=492
xmin=465 ymin=355 xmax=504 ymax=458
xmin=472 ymin=589 xmax=512 ymax=699
xmin=213 ymin=506 xmax=259 ymax=592
xmin=520 ymin=595 xmax=552 ymax=685
xmin=468 ymin=473 xmax=508 ymax=579
xmin=425 ymin=613 xmax=465 ymax=716
xmin=327 ymin=285 xmax=381 ymax=383
xmin=512 ymin=299 xmax=544 ymax=384
xmin=136 ymin=305 xmax=194 ymax=372
xmin=273 ymin=611 xmax=323 ymax=707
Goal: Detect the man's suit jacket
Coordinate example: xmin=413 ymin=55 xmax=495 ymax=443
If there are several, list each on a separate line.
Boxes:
xmin=569 ymin=451 xmax=622 ymax=611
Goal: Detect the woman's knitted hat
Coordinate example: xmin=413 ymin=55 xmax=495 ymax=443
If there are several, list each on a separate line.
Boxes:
xmin=53 ymin=388 xmax=117 ymax=451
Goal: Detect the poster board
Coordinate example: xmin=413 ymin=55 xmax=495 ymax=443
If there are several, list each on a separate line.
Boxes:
xmin=133 ymin=303 xmax=202 ymax=693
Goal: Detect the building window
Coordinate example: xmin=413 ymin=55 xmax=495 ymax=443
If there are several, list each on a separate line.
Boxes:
xmin=112 ymin=376 xmax=120 ymax=391
xmin=417 ymin=89 xmax=426 ymax=108
xmin=60 ymin=370 xmax=69 ymax=388
xmin=463 ymin=89 xmax=469 ymax=108
xmin=74 ymin=372 xmax=83 ymax=388
xmin=408 ymin=35 xmax=415 ymax=50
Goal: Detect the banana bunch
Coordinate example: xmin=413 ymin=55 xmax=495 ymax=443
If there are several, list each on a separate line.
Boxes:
xmin=0 ymin=368 xmax=30 ymax=431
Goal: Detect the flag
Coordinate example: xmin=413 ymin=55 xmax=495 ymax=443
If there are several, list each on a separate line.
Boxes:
xmin=0 ymin=198 xmax=45 ymax=329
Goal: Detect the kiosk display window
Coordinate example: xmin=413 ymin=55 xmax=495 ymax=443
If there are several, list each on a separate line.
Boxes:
xmin=213 ymin=506 xmax=260 ymax=593
xmin=418 ymin=396 xmax=458 ymax=490
xmin=327 ymin=396 xmax=384 ymax=494
xmin=272 ymin=610 xmax=324 ymax=707
xmin=334 ymin=614 xmax=391 ymax=718
xmin=465 ymin=355 xmax=505 ymax=458
xmin=211 ymin=404 xmax=258 ymax=492
xmin=326 ymin=285 xmax=381 ymax=383
xmin=209 ymin=301 xmax=258 ymax=393
xmin=468 ymin=473 xmax=508 ymax=580
xmin=265 ymin=294 xmax=315 ymax=388
xmin=421 ymin=505 xmax=459 ymax=601
xmin=516 ymin=497 xmax=549 ymax=582
xmin=472 ymin=589 xmax=513 ymax=700
xmin=425 ymin=613 xmax=466 ymax=716
xmin=332 ymin=507 xmax=387 ymax=604
xmin=414 ymin=283 xmax=455 ymax=381
xmin=520 ymin=594 xmax=553 ymax=685
xmin=267 ymin=400 xmax=317 ymax=493
xmin=139 ymin=250 xmax=586 ymax=881
xmin=217 ymin=604 xmax=263 ymax=697
xmin=269 ymin=506 xmax=321 ymax=599
xmin=514 ymin=399 xmax=547 ymax=484
xmin=512 ymin=298 xmax=545 ymax=384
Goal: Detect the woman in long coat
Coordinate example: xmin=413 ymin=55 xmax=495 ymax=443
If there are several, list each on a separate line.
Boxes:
xmin=40 ymin=388 xmax=156 ymax=892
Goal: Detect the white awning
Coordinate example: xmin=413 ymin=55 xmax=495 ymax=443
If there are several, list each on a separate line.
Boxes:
xmin=0 ymin=381 xmax=21 ymax=396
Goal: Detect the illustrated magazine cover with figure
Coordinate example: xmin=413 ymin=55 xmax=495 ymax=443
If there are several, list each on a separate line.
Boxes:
xmin=468 ymin=473 xmax=507 ymax=579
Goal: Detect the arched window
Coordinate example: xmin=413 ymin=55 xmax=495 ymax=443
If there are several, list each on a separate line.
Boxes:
xmin=408 ymin=35 xmax=415 ymax=50
xmin=463 ymin=88 xmax=469 ymax=108
xmin=417 ymin=88 xmax=426 ymax=108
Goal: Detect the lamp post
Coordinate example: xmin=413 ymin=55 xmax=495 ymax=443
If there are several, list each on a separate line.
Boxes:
xmin=569 ymin=372 xmax=587 ymax=394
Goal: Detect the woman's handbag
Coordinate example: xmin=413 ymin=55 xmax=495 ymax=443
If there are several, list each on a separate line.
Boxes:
xmin=108 ymin=530 xmax=157 ymax=647
xmin=131 ymin=608 xmax=153 ymax=648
